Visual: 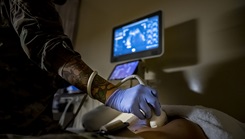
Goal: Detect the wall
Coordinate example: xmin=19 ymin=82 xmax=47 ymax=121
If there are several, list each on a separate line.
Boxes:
xmin=74 ymin=0 xmax=245 ymax=122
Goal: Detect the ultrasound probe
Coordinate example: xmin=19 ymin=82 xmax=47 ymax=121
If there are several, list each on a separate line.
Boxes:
xmin=116 ymin=74 xmax=168 ymax=128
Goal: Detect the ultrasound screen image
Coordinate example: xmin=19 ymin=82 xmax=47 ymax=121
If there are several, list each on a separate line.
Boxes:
xmin=113 ymin=15 xmax=160 ymax=57
xmin=108 ymin=60 xmax=139 ymax=80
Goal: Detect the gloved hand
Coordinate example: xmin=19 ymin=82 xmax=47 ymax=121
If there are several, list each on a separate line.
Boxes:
xmin=105 ymin=84 xmax=161 ymax=119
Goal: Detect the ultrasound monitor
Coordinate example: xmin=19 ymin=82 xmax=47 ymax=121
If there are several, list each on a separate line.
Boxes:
xmin=111 ymin=10 xmax=163 ymax=63
xmin=108 ymin=60 xmax=140 ymax=80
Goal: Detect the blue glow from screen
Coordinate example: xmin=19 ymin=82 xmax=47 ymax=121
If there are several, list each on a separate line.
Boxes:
xmin=109 ymin=60 xmax=139 ymax=80
xmin=113 ymin=15 xmax=159 ymax=57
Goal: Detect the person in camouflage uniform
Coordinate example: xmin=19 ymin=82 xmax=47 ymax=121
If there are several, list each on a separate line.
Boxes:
xmin=0 ymin=0 xmax=161 ymax=138
xmin=0 ymin=0 xmax=81 ymax=135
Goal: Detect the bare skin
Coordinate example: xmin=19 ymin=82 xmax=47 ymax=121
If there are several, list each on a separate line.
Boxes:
xmin=131 ymin=118 xmax=208 ymax=139
xmin=60 ymin=57 xmax=117 ymax=103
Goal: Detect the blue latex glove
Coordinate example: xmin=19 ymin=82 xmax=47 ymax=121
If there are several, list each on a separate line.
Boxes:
xmin=105 ymin=84 xmax=161 ymax=119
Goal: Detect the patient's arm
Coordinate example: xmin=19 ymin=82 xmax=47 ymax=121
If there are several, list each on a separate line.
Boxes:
xmin=130 ymin=118 xmax=208 ymax=139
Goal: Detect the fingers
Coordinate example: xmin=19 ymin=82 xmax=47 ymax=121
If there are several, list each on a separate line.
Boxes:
xmin=150 ymin=89 xmax=158 ymax=98
xmin=139 ymin=102 xmax=152 ymax=119
xmin=139 ymin=101 xmax=161 ymax=119
xmin=147 ymin=90 xmax=162 ymax=116
xmin=132 ymin=107 xmax=146 ymax=119
xmin=133 ymin=100 xmax=161 ymax=119
xmin=133 ymin=85 xmax=161 ymax=119
xmin=151 ymin=101 xmax=161 ymax=116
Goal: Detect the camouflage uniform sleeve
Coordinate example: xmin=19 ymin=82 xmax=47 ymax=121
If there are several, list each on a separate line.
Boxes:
xmin=6 ymin=0 xmax=81 ymax=73
xmin=5 ymin=0 xmax=118 ymax=104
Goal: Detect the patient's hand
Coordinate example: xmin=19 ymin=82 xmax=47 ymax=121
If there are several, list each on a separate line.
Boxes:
xmin=129 ymin=118 xmax=207 ymax=139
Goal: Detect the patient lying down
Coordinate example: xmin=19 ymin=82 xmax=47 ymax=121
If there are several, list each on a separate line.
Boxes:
xmin=3 ymin=105 xmax=243 ymax=139
xmin=82 ymin=105 xmax=208 ymax=139
xmin=83 ymin=105 xmax=245 ymax=139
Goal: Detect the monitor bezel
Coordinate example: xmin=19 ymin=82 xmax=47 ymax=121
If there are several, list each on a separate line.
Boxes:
xmin=110 ymin=10 xmax=163 ymax=63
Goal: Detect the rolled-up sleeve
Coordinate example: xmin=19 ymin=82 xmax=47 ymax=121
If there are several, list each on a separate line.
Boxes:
xmin=7 ymin=0 xmax=80 ymax=73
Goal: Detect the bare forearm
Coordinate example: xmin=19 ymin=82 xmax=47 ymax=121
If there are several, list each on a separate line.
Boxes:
xmin=60 ymin=57 xmax=117 ymax=103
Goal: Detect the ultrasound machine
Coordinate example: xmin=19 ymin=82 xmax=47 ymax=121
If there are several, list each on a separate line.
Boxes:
xmin=101 ymin=10 xmax=167 ymax=132
xmin=59 ymin=10 xmax=167 ymax=135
